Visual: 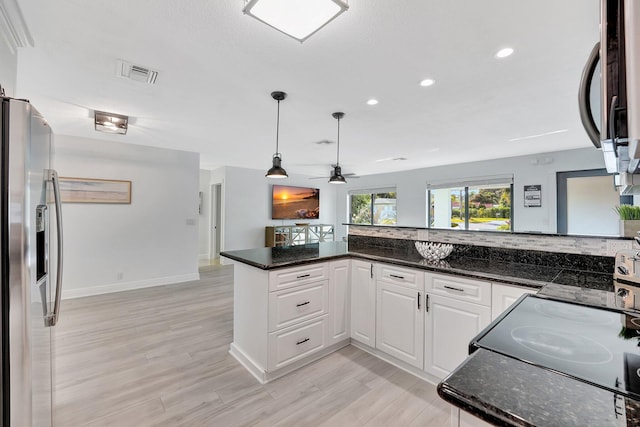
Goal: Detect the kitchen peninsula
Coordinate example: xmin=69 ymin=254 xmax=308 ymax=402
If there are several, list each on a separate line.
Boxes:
xmin=220 ymin=238 xmax=628 ymax=426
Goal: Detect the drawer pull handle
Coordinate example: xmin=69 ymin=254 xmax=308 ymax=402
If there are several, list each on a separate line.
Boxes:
xmin=389 ymin=274 xmax=405 ymax=280
xmin=296 ymin=301 xmax=310 ymax=307
xmin=444 ymin=285 xmax=465 ymax=293
xmin=297 ymin=274 xmax=311 ymax=279
xmin=296 ymin=338 xmax=310 ymax=345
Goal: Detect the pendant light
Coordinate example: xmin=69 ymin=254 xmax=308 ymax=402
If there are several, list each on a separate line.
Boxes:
xmin=266 ymin=91 xmax=288 ymax=179
xmin=329 ymin=112 xmax=347 ymax=184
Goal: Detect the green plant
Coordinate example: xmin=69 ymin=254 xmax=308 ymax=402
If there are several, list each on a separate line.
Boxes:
xmin=614 ymin=205 xmax=640 ymax=220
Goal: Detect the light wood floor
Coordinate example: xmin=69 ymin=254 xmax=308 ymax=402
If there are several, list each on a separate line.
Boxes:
xmin=53 ymin=265 xmax=451 ymax=426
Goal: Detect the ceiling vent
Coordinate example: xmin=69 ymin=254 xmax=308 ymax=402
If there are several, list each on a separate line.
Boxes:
xmin=116 ymin=60 xmax=158 ymax=84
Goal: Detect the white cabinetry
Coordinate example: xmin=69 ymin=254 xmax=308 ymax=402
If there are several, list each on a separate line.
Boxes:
xmin=351 ymin=259 xmax=376 ymax=346
xmin=425 ymin=273 xmax=491 ymax=379
xmin=376 ymin=265 xmax=425 ymax=368
xmin=328 ymin=259 xmax=350 ymax=345
xmin=491 ymin=283 xmax=537 ymax=320
xmin=229 ymin=261 xmax=349 ymax=383
xmin=267 ymin=264 xmax=331 ymax=371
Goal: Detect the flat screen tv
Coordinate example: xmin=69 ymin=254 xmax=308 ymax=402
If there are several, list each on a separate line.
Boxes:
xmin=272 ymin=185 xmax=320 ymax=220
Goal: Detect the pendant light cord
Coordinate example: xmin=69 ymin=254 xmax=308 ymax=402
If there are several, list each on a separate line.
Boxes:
xmin=336 ymin=116 xmax=340 ymax=166
xmin=275 ymin=99 xmax=281 ymax=155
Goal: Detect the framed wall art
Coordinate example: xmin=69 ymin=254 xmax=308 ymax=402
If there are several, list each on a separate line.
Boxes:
xmin=59 ymin=177 xmax=132 ymax=204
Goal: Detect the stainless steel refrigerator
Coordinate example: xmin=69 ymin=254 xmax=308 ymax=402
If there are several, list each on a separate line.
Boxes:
xmin=1 ymin=97 xmax=63 ymax=426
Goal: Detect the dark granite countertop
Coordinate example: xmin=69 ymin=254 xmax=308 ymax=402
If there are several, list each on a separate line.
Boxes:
xmin=439 ymin=281 xmax=638 ymax=426
xmin=220 ymin=241 xmax=613 ymax=291
xmin=438 ymin=349 xmax=638 ymax=427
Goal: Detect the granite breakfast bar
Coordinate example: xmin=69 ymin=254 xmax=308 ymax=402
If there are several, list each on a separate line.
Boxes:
xmin=221 ymin=240 xmax=629 ymax=426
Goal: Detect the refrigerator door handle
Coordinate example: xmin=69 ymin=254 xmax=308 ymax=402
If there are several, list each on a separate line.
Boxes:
xmin=44 ymin=169 xmax=63 ymax=327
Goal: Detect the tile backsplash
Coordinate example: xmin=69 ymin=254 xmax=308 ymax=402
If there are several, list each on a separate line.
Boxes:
xmin=347 ymin=225 xmax=633 ymax=257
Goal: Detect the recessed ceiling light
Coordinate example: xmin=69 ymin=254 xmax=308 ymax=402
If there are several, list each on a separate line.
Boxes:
xmin=366 ymin=98 xmax=379 ymax=106
xmin=419 ymin=79 xmax=435 ymax=87
xmin=509 ymin=129 xmax=568 ymax=142
xmin=495 ymin=47 xmax=514 ymax=59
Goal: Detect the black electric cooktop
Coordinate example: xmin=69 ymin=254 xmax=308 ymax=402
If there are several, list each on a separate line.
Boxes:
xmin=472 ymin=294 xmax=640 ymax=398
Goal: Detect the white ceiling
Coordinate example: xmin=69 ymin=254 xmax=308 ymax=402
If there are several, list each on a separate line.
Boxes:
xmin=15 ymin=0 xmax=600 ymax=177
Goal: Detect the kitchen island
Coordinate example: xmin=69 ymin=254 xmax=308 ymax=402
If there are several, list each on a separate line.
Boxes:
xmin=222 ymin=240 xmax=625 ymax=425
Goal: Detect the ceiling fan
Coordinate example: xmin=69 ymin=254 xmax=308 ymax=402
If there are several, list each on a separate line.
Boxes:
xmin=308 ymin=166 xmax=360 ymax=180
xmin=308 ymin=112 xmax=359 ymax=182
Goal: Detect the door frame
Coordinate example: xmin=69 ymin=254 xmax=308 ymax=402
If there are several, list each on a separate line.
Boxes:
xmin=209 ymin=183 xmax=222 ymax=259
xmin=556 ymin=168 xmax=629 ymax=234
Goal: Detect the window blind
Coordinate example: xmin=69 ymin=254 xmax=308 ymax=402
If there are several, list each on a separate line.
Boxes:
xmin=426 ymin=174 xmax=513 ymax=190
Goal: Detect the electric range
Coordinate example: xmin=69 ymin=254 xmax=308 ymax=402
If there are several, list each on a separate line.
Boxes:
xmin=471 ymin=294 xmax=640 ymax=399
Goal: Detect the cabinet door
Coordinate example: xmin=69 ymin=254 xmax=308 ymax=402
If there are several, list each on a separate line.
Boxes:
xmin=491 ymin=283 xmax=537 ymax=321
xmin=376 ymin=281 xmax=424 ymax=368
xmin=350 ymin=260 xmax=376 ymax=347
xmin=425 ymin=294 xmax=490 ymax=379
xmin=328 ymin=259 xmax=350 ymax=345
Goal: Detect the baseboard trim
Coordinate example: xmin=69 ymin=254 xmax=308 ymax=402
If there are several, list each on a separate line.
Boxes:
xmin=62 ymin=273 xmax=201 ymax=299
xmin=229 ymin=340 xmax=350 ymax=385
xmin=350 ymin=339 xmax=441 ymax=386
xmin=229 ymin=343 xmax=267 ymax=384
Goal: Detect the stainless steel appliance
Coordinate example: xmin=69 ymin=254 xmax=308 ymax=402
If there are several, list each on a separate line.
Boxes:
xmin=1 ymin=97 xmax=63 ymax=426
xmin=579 ymin=0 xmax=640 ymax=193
xmin=613 ymin=249 xmax=640 ymax=310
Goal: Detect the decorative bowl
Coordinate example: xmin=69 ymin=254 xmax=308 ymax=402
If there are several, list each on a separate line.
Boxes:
xmin=414 ymin=241 xmax=453 ymax=261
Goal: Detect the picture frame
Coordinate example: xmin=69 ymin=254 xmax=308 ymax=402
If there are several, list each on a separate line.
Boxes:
xmin=59 ymin=177 xmax=132 ymax=204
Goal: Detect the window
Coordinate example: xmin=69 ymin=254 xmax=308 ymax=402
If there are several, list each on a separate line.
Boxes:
xmin=349 ymin=189 xmax=397 ymax=225
xmin=428 ymin=176 xmax=512 ymax=232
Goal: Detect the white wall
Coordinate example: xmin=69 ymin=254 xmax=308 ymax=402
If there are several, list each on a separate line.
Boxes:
xmin=55 ymin=135 xmax=200 ymax=298
xmin=567 ymin=175 xmax=619 ymax=236
xmin=0 ymin=37 xmax=18 ymax=96
xmin=201 ymin=166 xmax=337 ymax=252
xmin=335 ymin=147 xmax=606 ymax=239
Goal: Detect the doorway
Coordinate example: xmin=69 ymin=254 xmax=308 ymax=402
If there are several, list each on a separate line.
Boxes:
xmin=209 ymin=183 xmax=222 ymax=261
xmin=557 ymin=169 xmax=629 ymax=236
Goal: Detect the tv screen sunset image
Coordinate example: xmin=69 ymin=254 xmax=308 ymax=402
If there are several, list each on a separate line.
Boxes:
xmin=272 ymin=185 xmax=320 ymax=219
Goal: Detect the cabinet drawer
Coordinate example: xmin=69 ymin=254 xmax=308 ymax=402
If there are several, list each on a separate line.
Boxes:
xmin=269 ymin=263 xmax=329 ymax=291
xmin=426 ymin=273 xmax=491 ymax=306
xmin=268 ymin=280 xmax=328 ymax=332
xmin=378 ymin=264 xmax=423 ymax=290
xmin=268 ymin=315 xmax=327 ymax=371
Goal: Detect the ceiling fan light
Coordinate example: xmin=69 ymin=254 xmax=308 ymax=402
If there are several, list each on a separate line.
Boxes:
xmin=243 ymin=0 xmax=348 ymax=43
xmin=266 ymin=154 xmax=288 ymax=178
